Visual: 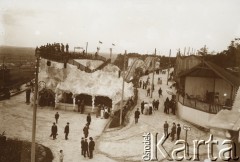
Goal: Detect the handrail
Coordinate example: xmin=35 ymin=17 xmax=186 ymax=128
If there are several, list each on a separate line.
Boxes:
xmin=177 ymin=94 xmax=228 ymax=114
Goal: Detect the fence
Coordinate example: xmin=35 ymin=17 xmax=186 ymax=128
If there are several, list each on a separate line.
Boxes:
xmin=178 ymin=94 xmax=227 ymax=114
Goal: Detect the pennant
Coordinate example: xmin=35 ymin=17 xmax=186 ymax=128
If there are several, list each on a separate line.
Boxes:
xmin=112 ymin=43 xmax=115 ymax=46
xmin=99 ymin=41 xmax=102 ymax=44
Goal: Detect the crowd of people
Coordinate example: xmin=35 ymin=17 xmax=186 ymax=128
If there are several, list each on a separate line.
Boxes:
xmin=36 ymin=43 xmax=69 ymax=54
xmin=35 ymin=43 xmax=107 ymax=63
xmin=49 ymin=111 xmax=96 ymax=161
xmin=163 ymin=121 xmax=181 ymax=141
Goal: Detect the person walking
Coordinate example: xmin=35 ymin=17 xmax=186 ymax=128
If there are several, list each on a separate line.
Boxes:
xmin=83 ymin=138 xmax=89 ymax=158
xmin=171 ymin=122 xmax=176 ymax=141
xmin=59 ymin=150 xmax=64 ymax=162
xmin=134 ymin=108 xmax=140 ymax=124
xmin=155 ymin=100 xmax=159 ymax=110
xmin=176 ymin=124 xmax=181 ymax=140
xmin=66 ymin=43 xmax=69 ymax=53
xmin=139 ymin=80 xmax=142 ymax=88
xmin=87 ymin=113 xmax=91 ymax=125
xmin=83 ymin=124 xmax=89 ymax=138
xmin=81 ymin=137 xmax=84 ymax=155
xmin=51 ymin=122 xmax=58 ymax=140
xmin=158 ymin=87 xmax=162 ymax=97
xmin=147 ymin=87 xmax=150 ymax=97
xmin=89 ymin=137 xmax=95 ymax=159
xmin=80 ymin=100 xmax=85 ymax=114
xmin=164 ymin=121 xmax=169 ymax=137
xmin=55 ymin=112 xmax=59 ymax=124
xmin=64 ymin=122 xmax=69 ymax=140
xmin=26 ymin=86 xmax=31 ymax=104
xmin=141 ymin=101 xmax=145 ymax=114
xmin=77 ymin=100 xmax=81 ymax=112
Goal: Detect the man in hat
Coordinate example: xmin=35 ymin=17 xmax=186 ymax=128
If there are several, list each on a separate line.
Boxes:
xmin=83 ymin=138 xmax=89 ymax=158
xmin=134 ymin=108 xmax=140 ymax=124
xmin=89 ymin=137 xmax=95 ymax=159
xmin=81 ymin=137 xmax=84 ymax=155
xmin=51 ymin=122 xmax=58 ymax=140
xmin=55 ymin=112 xmax=59 ymax=124
xmin=64 ymin=122 xmax=69 ymax=140
xmin=176 ymin=124 xmax=181 ymax=140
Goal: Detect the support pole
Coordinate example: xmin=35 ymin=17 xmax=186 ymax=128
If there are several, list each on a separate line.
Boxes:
xmin=151 ymin=48 xmax=156 ymax=98
xmin=73 ymin=97 xmax=76 ymax=111
xmin=31 ymin=50 xmax=40 ymax=162
xmin=120 ymin=50 xmax=126 ymax=126
xmin=167 ymin=49 xmax=171 ymax=85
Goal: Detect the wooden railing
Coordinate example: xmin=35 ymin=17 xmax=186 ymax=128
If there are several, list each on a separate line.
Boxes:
xmin=177 ymin=94 xmax=230 ymax=114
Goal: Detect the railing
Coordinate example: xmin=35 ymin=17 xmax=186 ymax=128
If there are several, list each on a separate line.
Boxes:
xmin=39 ymin=52 xmax=107 ymax=62
xmin=177 ymin=94 xmax=229 ymax=114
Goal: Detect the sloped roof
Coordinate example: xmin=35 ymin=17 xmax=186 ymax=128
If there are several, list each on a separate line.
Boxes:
xmin=208 ymin=110 xmax=240 ymax=131
xmin=178 ymin=60 xmax=240 ymax=86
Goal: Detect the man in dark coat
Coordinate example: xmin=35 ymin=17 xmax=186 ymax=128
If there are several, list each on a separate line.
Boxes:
xmin=64 ymin=122 xmax=69 ymax=140
xmin=83 ymin=124 xmax=89 ymax=138
xmin=134 ymin=108 xmax=140 ymax=124
xmin=158 ymin=87 xmax=162 ymax=97
xmin=141 ymin=101 xmax=145 ymax=114
xmin=87 ymin=113 xmax=91 ymax=125
xmin=81 ymin=137 xmax=84 ymax=155
xmin=139 ymin=80 xmax=142 ymax=88
xmin=171 ymin=122 xmax=176 ymax=141
xmin=55 ymin=112 xmax=59 ymax=124
xmin=26 ymin=87 xmax=31 ymax=104
xmin=83 ymin=138 xmax=89 ymax=158
xmin=51 ymin=122 xmax=58 ymax=140
xmin=163 ymin=121 xmax=169 ymax=137
xmin=80 ymin=100 xmax=85 ymax=114
xmin=155 ymin=100 xmax=159 ymax=110
xmin=77 ymin=100 xmax=81 ymax=112
xmin=177 ymin=124 xmax=181 ymax=140
xmin=89 ymin=137 xmax=95 ymax=159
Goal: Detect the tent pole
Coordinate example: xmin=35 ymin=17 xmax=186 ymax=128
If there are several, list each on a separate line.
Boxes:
xmin=120 ymin=50 xmax=127 ymax=126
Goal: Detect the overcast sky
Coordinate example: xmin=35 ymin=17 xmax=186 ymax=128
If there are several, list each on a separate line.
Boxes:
xmin=0 ymin=0 xmax=240 ymax=55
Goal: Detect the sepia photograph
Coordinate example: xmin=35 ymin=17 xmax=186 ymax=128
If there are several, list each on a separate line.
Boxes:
xmin=0 ymin=0 xmax=240 ymax=162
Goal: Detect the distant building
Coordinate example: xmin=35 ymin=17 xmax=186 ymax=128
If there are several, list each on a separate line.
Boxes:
xmin=174 ymin=55 xmax=202 ymax=79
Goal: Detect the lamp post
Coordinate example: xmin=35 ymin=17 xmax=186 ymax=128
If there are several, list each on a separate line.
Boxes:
xmin=31 ymin=49 xmax=40 ymax=162
xmin=120 ymin=50 xmax=127 ymax=126
xmin=183 ymin=125 xmax=191 ymax=156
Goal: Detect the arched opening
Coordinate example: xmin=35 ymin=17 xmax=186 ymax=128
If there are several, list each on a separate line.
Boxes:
xmin=95 ymin=96 xmax=112 ymax=107
xmin=75 ymin=94 xmax=92 ymax=106
xmin=38 ymin=88 xmax=55 ymax=107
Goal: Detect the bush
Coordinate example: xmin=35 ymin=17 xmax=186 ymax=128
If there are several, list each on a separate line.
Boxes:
xmin=0 ymin=139 xmax=53 ymax=162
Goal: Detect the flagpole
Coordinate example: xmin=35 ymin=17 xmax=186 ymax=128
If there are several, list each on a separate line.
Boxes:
xmin=150 ymin=48 xmax=156 ymax=98
xmin=167 ymin=49 xmax=171 ymax=86
xmin=120 ymin=50 xmax=126 ymax=126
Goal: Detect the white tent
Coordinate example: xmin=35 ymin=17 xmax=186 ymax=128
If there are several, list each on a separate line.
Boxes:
xmin=38 ymin=59 xmax=134 ymax=109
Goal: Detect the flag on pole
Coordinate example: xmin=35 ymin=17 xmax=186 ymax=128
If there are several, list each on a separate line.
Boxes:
xmin=99 ymin=41 xmax=102 ymax=44
xmin=112 ymin=43 xmax=115 ymax=46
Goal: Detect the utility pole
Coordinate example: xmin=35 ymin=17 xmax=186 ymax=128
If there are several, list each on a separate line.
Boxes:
xmin=151 ymin=48 xmax=156 ymax=98
xmin=31 ymin=49 xmax=40 ymax=162
xmin=167 ymin=49 xmax=171 ymax=85
xmin=120 ymin=50 xmax=126 ymax=126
